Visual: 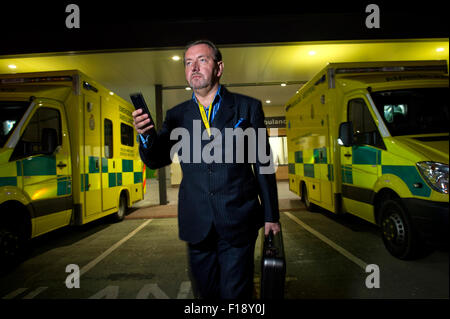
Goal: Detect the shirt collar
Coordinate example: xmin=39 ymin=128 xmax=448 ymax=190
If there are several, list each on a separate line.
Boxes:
xmin=192 ymin=84 xmax=222 ymax=106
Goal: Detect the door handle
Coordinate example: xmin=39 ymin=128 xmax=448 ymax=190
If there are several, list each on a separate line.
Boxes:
xmin=344 ymin=153 xmax=352 ymax=158
xmin=57 ymin=162 xmax=67 ymax=169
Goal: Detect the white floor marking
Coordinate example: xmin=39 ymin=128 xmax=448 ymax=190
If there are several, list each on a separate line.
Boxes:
xmin=283 ymin=211 xmax=368 ymax=270
xmin=23 ymin=286 xmax=48 ymax=299
xmin=2 ymin=288 xmax=27 ymax=299
xmin=176 ymin=281 xmax=192 ymax=299
xmin=136 ymin=283 xmax=169 ymax=299
xmin=80 ymin=219 xmax=153 ymax=276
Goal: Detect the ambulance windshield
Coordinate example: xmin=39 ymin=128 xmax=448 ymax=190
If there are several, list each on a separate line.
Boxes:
xmin=371 ymin=87 xmax=449 ymax=136
xmin=0 ymin=101 xmax=30 ymax=147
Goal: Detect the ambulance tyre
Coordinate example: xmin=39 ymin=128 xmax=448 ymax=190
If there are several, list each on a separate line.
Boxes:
xmin=112 ymin=193 xmax=127 ymax=222
xmin=0 ymin=212 xmax=29 ymax=270
xmin=380 ymin=199 xmax=421 ymax=260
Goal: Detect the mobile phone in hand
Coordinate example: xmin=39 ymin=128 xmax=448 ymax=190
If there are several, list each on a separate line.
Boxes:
xmin=130 ymin=92 xmax=156 ymax=137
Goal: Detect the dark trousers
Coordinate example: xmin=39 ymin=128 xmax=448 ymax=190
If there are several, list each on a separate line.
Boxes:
xmin=187 ymin=226 xmax=257 ymax=299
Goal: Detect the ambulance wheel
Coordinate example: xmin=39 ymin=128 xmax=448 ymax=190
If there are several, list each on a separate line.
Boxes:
xmin=302 ymin=183 xmax=316 ymax=212
xmin=112 ymin=194 xmax=127 ymax=222
xmin=380 ymin=199 xmax=420 ymax=260
xmin=0 ymin=224 xmax=28 ymax=270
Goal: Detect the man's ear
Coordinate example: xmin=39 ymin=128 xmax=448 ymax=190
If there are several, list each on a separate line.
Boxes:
xmin=216 ymin=61 xmax=224 ymax=78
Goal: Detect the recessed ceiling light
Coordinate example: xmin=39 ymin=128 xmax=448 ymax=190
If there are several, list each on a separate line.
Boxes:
xmin=109 ymin=91 xmax=114 ymax=96
xmin=436 ymin=47 xmax=444 ymax=52
xmin=172 ymin=55 xmax=181 ymax=61
xmin=265 ymin=100 xmax=271 ymax=104
xmin=185 ymin=87 xmax=191 ymax=91
xmin=280 ymin=83 xmax=287 ymax=87
xmin=309 ymin=51 xmax=316 ymax=56
xmin=8 ymin=64 xmax=17 ymax=69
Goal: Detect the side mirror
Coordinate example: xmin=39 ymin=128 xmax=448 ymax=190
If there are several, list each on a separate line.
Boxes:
xmin=41 ymin=128 xmax=58 ymax=155
xmin=338 ymin=122 xmax=353 ymax=147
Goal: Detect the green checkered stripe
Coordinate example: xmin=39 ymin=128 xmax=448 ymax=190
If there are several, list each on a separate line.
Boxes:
xmin=289 ymin=147 xmax=334 ymax=181
xmin=0 ymin=156 xmax=71 ymax=196
xmin=341 ymin=146 xmax=430 ymax=197
xmin=288 ymin=145 xmax=430 ymax=197
xmin=80 ymin=157 xmax=143 ymax=192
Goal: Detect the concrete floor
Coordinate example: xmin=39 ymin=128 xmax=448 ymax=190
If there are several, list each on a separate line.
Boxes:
xmin=1 ymin=207 xmax=447 ymax=300
xmin=1 ymin=178 xmax=447 ymax=303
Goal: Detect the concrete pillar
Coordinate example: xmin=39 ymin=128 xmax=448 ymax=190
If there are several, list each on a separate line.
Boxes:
xmin=155 ymin=84 xmax=168 ymax=205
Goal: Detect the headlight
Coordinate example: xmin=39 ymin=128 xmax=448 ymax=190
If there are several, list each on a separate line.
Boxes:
xmin=416 ymin=161 xmax=449 ymax=194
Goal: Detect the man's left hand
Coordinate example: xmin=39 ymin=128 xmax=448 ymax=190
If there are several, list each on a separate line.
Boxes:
xmin=264 ymin=222 xmax=280 ymax=236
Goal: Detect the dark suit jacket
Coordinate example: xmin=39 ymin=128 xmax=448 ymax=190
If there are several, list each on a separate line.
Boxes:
xmin=139 ymin=87 xmax=279 ymax=246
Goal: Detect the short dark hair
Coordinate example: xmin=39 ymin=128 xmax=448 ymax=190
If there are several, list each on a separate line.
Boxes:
xmin=183 ymin=39 xmax=222 ymax=64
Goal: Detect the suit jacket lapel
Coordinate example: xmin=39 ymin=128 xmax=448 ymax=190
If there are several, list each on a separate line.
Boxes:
xmin=184 ymin=99 xmax=204 ymax=129
xmin=212 ymin=87 xmax=235 ymax=132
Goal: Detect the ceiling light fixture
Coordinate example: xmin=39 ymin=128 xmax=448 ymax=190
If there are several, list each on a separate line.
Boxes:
xmin=309 ymin=51 xmax=316 ymax=56
xmin=281 ymin=83 xmax=287 ymax=87
xmin=265 ymin=100 xmax=271 ymax=104
xmin=185 ymin=87 xmax=191 ymax=91
xmin=172 ymin=55 xmax=181 ymax=61
xmin=436 ymin=47 xmax=444 ymax=52
xmin=8 ymin=64 xmax=17 ymax=69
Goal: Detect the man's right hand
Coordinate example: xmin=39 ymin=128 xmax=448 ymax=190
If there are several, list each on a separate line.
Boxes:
xmin=132 ymin=108 xmax=154 ymax=135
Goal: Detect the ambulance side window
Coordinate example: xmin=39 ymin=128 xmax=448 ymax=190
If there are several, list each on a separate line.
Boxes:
xmin=348 ymin=98 xmax=385 ymax=149
xmin=104 ymin=119 xmax=113 ymax=158
xmin=11 ymin=107 xmax=62 ymax=160
xmin=120 ymin=123 xmax=134 ymax=147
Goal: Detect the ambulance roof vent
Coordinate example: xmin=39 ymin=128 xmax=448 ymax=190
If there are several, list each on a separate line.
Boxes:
xmin=0 ymin=76 xmax=73 ymax=85
xmin=335 ymin=64 xmax=448 ymax=75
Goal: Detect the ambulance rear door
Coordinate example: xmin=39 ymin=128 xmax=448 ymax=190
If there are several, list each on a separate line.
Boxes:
xmin=82 ymin=90 xmax=102 ymax=217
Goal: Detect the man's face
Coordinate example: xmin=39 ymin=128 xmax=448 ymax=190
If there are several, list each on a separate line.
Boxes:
xmin=185 ymin=44 xmax=223 ymax=90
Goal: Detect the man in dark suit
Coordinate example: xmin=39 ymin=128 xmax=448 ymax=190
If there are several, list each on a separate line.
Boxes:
xmin=133 ymin=40 xmax=280 ymax=299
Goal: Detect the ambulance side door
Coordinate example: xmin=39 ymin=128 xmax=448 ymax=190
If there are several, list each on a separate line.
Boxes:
xmin=340 ymin=95 xmax=385 ymax=222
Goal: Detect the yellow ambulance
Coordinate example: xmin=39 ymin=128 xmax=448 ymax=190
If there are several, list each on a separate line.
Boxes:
xmin=0 ymin=70 xmax=144 ymax=264
xmin=285 ymin=60 xmax=448 ymax=259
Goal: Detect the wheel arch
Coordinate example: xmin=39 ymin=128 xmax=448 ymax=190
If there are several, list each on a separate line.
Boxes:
xmin=373 ymin=188 xmax=400 ymax=225
xmin=117 ymin=187 xmax=131 ymax=208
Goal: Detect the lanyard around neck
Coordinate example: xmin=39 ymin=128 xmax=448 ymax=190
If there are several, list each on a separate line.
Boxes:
xmin=198 ymin=103 xmax=212 ymax=136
